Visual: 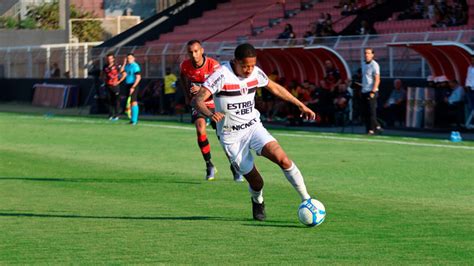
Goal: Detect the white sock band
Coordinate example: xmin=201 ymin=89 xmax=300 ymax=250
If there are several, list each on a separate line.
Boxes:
xmin=283 ymin=162 xmax=311 ymax=201
xmin=249 ymin=186 xmax=264 ymax=204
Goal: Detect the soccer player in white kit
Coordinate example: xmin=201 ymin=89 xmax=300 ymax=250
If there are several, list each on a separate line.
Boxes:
xmin=193 ymin=43 xmax=315 ymax=221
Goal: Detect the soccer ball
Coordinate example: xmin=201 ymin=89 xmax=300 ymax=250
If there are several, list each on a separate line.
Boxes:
xmin=298 ymin=198 xmax=326 ymax=227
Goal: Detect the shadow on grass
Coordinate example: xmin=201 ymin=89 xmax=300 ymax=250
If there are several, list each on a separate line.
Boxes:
xmin=0 ymin=212 xmax=224 ymax=221
xmin=0 ymin=212 xmax=302 ymax=228
xmin=242 ymin=223 xmax=304 ymax=229
xmin=0 ymin=177 xmax=201 ymax=185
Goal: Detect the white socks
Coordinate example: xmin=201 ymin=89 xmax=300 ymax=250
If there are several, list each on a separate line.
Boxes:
xmin=249 ymin=186 xmax=264 ymax=204
xmin=283 ymin=162 xmax=311 ymax=201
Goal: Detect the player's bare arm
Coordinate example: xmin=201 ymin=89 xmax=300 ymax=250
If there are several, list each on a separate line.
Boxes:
xmin=266 ymin=79 xmax=316 ymax=120
xmin=192 ymin=88 xmax=224 ymax=122
xmin=373 ymin=73 xmax=380 ymax=93
xmin=179 ymin=72 xmax=191 ymax=105
xmin=117 ymin=71 xmax=126 ymax=85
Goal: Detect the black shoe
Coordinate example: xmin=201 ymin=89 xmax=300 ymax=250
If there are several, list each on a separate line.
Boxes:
xmin=251 ymin=198 xmax=266 ymax=221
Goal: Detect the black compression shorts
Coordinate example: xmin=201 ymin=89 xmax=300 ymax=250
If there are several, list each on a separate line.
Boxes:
xmin=125 ymin=83 xmax=138 ymax=102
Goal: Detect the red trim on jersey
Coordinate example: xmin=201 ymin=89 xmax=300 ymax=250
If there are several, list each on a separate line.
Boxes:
xmin=246 ymin=79 xmax=258 ymax=87
xmin=222 ymin=84 xmax=240 ymax=91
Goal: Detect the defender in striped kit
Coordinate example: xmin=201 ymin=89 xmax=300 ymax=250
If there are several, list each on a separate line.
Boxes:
xmin=180 ymin=40 xmax=243 ymax=181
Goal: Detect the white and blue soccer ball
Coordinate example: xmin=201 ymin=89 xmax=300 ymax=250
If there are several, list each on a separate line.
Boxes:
xmin=298 ymin=198 xmax=326 ymax=227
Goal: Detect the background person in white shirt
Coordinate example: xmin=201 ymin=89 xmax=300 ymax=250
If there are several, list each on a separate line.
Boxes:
xmin=465 ymin=55 xmax=474 ymax=127
xmin=465 ymin=55 xmax=474 ymax=92
xmin=193 ymin=43 xmax=316 ymax=221
xmin=360 ymin=47 xmax=382 ymax=135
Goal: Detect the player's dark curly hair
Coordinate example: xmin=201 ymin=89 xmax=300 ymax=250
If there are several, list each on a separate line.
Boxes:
xmin=187 ymin=39 xmax=201 ymax=46
xmin=235 ymin=43 xmax=257 ymax=60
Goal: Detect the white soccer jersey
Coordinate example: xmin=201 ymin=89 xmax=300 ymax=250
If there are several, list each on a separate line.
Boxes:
xmin=362 ymin=60 xmax=380 ymax=93
xmin=466 ymin=65 xmax=474 ymax=89
xmin=203 ymin=61 xmax=269 ymax=143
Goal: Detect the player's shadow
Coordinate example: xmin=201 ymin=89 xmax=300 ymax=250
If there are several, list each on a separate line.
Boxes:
xmin=0 ymin=212 xmax=303 ymax=227
xmin=242 ymin=222 xmax=304 ymax=229
xmin=0 ymin=176 xmax=201 ymax=185
xmin=0 ymin=212 xmax=226 ymax=222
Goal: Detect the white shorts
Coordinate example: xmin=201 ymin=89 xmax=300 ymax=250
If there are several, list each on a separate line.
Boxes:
xmin=221 ymin=122 xmax=276 ymax=175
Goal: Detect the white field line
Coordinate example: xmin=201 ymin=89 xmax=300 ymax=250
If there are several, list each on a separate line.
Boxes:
xmin=14 ymin=115 xmax=474 ymax=151
xmin=274 ymin=133 xmax=474 ymax=151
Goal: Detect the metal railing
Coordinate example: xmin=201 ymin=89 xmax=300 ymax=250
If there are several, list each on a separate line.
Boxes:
xmin=0 ymin=30 xmax=472 ymax=80
xmin=0 ymin=42 xmax=101 ymax=78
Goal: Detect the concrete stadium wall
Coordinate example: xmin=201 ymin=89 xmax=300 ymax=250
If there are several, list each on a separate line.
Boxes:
xmin=0 ymin=78 xmax=95 ymax=104
xmin=0 ymin=77 xmax=163 ymax=106
xmin=0 ymin=30 xmax=67 ymax=47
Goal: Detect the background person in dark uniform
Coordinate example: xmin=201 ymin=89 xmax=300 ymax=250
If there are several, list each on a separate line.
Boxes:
xmin=101 ymin=53 xmax=125 ymax=120
xmin=381 ymin=79 xmax=406 ymax=127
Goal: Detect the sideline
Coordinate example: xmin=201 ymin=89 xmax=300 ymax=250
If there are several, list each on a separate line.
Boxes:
xmin=14 ymin=114 xmax=474 ymax=151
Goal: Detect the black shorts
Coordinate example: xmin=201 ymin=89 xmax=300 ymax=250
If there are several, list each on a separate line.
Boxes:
xmin=106 ymin=85 xmax=119 ymax=94
xmin=125 ymin=83 xmax=138 ymax=102
xmin=192 ymin=107 xmax=216 ymax=129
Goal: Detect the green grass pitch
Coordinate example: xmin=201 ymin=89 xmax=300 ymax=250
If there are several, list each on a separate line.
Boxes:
xmin=0 ymin=112 xmax=473 ymax=264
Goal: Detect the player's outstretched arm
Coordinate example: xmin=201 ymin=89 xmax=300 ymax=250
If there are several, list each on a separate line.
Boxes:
xmin=192 ymin=88 xmax=224 ymax=122
xmin=266 ymin=79 xmax=316 ymax=120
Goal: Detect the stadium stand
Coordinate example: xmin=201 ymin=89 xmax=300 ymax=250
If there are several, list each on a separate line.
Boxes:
xmin=374 ymin=0 xmax=474 ymax=34
xmin=97 ymin=0 xmax=225 ymax=48
xmin=251 ymin=0 xmax=374 ymax=40
xmin=152 ymin=0 xmax=372 ymax=44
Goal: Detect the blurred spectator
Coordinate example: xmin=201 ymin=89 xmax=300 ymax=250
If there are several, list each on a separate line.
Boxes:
xmin=315 ymin=12 xmax=328 ymax=35
xmin=277 ymin=24 xmax=296 ymax=39
xmin=350 ymin=68 xmax=363 ymax=123
xmin=444 ymin=80 xmax=465 ymax=129
xmin=303 ymin=29 xmax=316 ymax=43
xmin=51 ymin=63 xmax=61 ymax=78
xmin=261 ymin=70 xmax=278 ymax=121
xmin=44 ymin=67 xmax=51 ymax=78
xmin=297 ymin=80 xmax=314 ymax=106
xmin=357 ymin=20 xmax=377 ymax=35
xmin=304 ymin=13 xmax=335 ymax=41
xmin=311 ymin=84 xmax=334 ymax=125
xmin=288 ymin=81 xmax=304 ymax=125
xmin=381 ymin=79 xmax=406 ymax=127
xmin=139 ymin=80 xmax=161 ymax=114
xmin=333 ymin=82 xmax=352 ymax=125
xmin=340 ymin=0 xmax=359 ymax=16
xmin=163 ymin=68 xmax=177 ymax=115
xmin=426 ymin=0 xmax=436 ymax=19
xmin=431 ymin=0 xmax=467 ymax=28
xmin=398 ymin=0 xmax=424 ymax=20
xmin=320 ymin=60 xmax=341 ymax=92
xmin=434 ymin=75 xmax=451 ymax=127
